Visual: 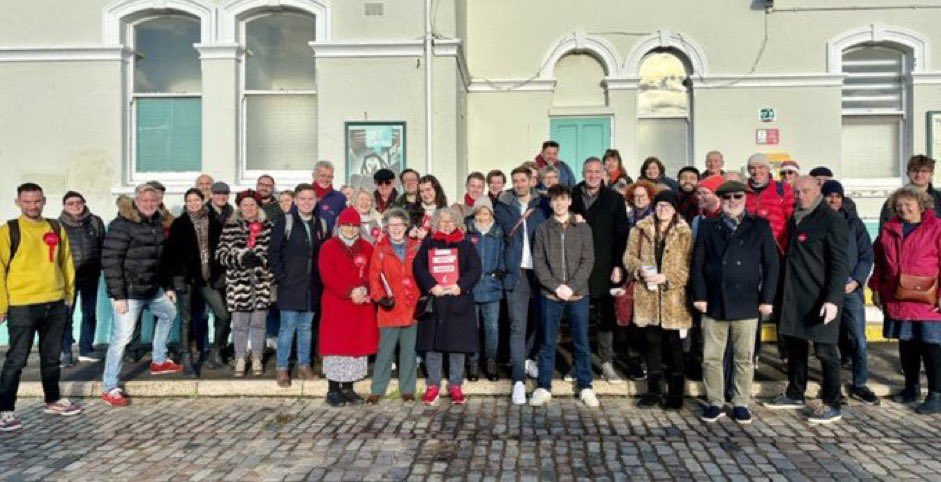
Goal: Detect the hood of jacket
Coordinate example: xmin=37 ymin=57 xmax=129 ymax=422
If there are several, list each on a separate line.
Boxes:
xmin=59 ymin=206 xmax=91 ymax=227
xmin=116 ymin=195 xmax=154 ymax=224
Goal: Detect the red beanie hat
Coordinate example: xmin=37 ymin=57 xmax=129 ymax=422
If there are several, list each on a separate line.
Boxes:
xmin=337 ymin=207 xmax=361 ymax=227
xmin=698 ymin=175 xmax=725 ymax=194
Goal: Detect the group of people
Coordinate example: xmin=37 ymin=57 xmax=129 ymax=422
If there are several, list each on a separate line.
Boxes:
xmin=1 ymin=140 xmax=940 ymax=431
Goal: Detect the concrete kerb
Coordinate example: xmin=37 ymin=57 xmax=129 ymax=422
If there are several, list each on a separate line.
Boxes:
xmin=16 ymin=379 xmax=899 ymax=399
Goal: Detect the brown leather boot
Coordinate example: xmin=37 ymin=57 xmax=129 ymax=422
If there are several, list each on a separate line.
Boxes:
xmin=401 ymin=393 xmax=415 ymax=402
xmin=298 ymin=366 xmax=316 ymax=380
xmin=276 ymin=369 xmax=291 ymax=388
xmin=365 ymin=395 xmax=381 ymax=404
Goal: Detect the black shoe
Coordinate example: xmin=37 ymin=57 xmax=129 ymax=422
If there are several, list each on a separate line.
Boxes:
xmin=466 ymin=362 xmax=480 ymax=382
xmin=182 ymin=354 xmax=198 ymax=378
xmin=637 ymin=393 xmax=662 ymax=408
xmin=892 ymin=385 xmax=920 ymax=404
xmin=204 ymin=348 xmax=225 ymax=370
xmin=663 ymin=395 xmax=683 ymax=410
xmin=326 ymin=391 xmax=347 ymax=407
xmin=840 ymin=356 xmax=851 ymax=369
xmin=849 ymin=386 xmax=880 ymax=406
xmin=485 ymin=359 xmax=499 ymax=382
xmin=627 ymin=361 xmax=647 ymax=381
xmin=916 ymin=392 xmax=941 ymax=415
xmin=341 ymin=386 xmax=364 ymax=406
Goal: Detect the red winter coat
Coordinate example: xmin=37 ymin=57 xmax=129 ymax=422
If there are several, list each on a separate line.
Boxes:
xmin=368 ymin=237 xmax=420 ymax=328
xmin=318 ymin=237 xmax=379 ymax=356
xmin=745 ymin=180 xmax=794 ymax=255
xmin=869 ymin=210 xmax=941 ymax=322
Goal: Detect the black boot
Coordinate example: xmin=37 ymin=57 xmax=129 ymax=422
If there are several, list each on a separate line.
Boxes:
xmin=340 ymin=382 xmax=364 ymax=405
xmin=204 ymin=346 xmax=225 ymax=370
xmin=182 ymin=353 xmax=198 ymax=378
xmin=485 ymin=359 xmax=499 ymax=382
xmin=663 ymin=374 xmax=685 ymax=410
xmin=638 ymin=375 xmax=662 ymax=408
xmin=916 ymin=392 xmax=941 ymax=414
xmin=326 ymin=381 xmax=347 ymax=407
xmin=892 ymin=384 xmax=921 ymax=404
xmin=466 ymin=360 xmax=480 ymax=382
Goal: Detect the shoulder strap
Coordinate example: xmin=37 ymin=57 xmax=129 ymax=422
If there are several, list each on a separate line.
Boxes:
xmin=7 ymin=220 xmax=19 ymax=262
xmin=508 ymin=207 xmax=535 ymax=240
xmin=47 ymin=218 xmax=62 ymax=239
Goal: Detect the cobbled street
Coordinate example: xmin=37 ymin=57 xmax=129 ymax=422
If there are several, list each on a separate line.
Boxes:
xmin=0 ymin=396 xmax=939 ymax=481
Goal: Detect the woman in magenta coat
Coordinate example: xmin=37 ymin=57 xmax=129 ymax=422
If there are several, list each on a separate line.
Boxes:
xmin=319 ymin=207 xmax=378 ymax=407
xmin=870 ymin=186 xmax=941 ymax=414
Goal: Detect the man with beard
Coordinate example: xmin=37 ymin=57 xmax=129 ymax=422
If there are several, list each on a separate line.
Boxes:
xmin=677 ymin=167 xmax=701 ymax=222
xmin=255 ymin=175 xmax=282 ymax=222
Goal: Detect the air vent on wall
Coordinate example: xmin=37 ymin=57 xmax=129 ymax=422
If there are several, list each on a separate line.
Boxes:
xmin=364 ymin=2 xmax=384 ymax=16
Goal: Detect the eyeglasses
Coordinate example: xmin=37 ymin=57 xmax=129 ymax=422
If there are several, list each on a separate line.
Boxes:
xmin=720 ymin=193 xmax=745 ymax=200
xmin=64 ymin=200 xmax=85 ymax=206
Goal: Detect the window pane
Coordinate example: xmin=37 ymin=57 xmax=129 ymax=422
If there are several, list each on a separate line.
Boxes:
xmin=136 ymin=98 xmax=202 ymax=172
xmin=637 ymin=117 xmax=689 ymax=174
xmin=842 ymin=46 xmax=904 ymax=113
xmin=840 ymin=115 xmax=900 ymax=178
xmin=638 ymin=52 xmax=689 ymax=117
xmin=246 ymin=12 xmax=316 ymax=91
xmin=246 ymin=94 xmax=317 ymax=170
xmin=134 ymin=16 xmax=201 ymax=93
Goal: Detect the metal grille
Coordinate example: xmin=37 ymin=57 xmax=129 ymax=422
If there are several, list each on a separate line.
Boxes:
xmin=841 ymin=45 xmax=906 ymax=114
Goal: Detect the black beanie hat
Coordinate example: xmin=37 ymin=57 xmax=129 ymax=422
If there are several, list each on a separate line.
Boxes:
xmin=62 ymin=191 xmax=85 ymax=204
xmin=653 ymin=189 xmax=679 ymax=210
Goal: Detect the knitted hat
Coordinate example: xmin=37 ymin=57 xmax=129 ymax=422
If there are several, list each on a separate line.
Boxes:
xmin=809 ymin=166 xmax=834 ymax=178
xmin=747 ymin=153 xmax=771 ymax=169
xmin=472 ymin=195 xmax=494 ymax=215
xmin=337 ymin=206 xmax=362 ymax=227
xmin=715 ymin=180 xmax=747 ymax=197
xmin=62 ymin=190 xmax=85 ymax=204
xmin=821 ymin=180 xmax=844 ymax=198
xmin=779 ymin=160 xmax=800 ymax=174
xmin=653 ymin=189 xmax=679 ymax=210
xmin=697 ymin=175 xmax=725 ymax=194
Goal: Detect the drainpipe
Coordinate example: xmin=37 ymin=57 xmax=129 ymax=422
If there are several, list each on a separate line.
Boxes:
xmin=424 ymin=0 xmax=433 ymax=175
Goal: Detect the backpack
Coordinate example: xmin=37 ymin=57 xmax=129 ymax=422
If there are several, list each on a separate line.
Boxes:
xmin=284 ymin=214 xmax=328 ymax=243
xmin=7 ymin=218 xmax=63 ymax=262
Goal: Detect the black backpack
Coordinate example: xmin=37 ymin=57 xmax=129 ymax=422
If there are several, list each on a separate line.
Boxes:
xmin=7 ymin=218 xmax=64 ymax=262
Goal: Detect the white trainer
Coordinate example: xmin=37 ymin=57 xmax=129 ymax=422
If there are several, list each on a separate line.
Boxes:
xmin=511 ymin=381 xmax=527 ymax=406
xmin=528 ymin=388 xmax=552 ymax=407
xmin=579 ymin=388 xmax=600 ymax=408
xmin=525 ymin=359 xmax=539 ymax=379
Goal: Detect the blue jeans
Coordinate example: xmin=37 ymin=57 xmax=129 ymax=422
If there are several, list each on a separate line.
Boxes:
xmin=470 ymin=301 xmax=500 ymax=364
xmin=538 ymin=295 xmax=592 ymax=390
xmin=277 ymin=310 xmax=313 ymax=370
xmin=842 ymin=290 xmax=869 ymax=387
xmin=266 ymin=309 xmax=281 ymax=339
xmin=63 ymin=276 xmax=100 ymax=356
xmin=102 ymin=290 xmax=177 ymax=391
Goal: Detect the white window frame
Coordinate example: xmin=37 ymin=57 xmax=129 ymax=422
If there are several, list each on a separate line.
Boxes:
xmin=236 ymin=10 xmax=318 ymax=187
xmin=124 ymin=13 xmax=203 ymax=186
xmin=635 ymin=49 xmax=694 ymax=167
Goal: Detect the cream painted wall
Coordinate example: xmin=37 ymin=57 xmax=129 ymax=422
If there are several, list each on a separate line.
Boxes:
xmin=466 ymin=91 xmax=553 ymax=175
xmin=0 ymin=0 xmax=105 ymax=45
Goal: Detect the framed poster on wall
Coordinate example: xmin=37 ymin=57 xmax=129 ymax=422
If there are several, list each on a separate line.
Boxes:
xmin=928 ymin=112 xmax=941 ymax=160
xmin=345 ymin=121 xmax=406 ymax=190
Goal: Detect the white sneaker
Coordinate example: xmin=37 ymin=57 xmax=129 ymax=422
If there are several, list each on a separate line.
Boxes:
xmin=524 ymin=359 xmax=539 ymax=379
xmin=511 ymin=381 xmax=527 ymax=406
xmin=563 ymin=369 xmax=575 ymax=382
xmin=579 ymin=388 xmax=600 ymax=408
xmin=528 ymin=388 xmax=552 ymax=406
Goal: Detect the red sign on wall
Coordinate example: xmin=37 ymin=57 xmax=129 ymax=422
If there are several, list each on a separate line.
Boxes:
xmin=756 ymin=129 xmax=780 ymax=145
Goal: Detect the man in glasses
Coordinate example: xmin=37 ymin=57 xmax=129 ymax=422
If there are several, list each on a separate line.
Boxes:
xmin=692 ymin=180 xmax=778 ymax=424
xmin=372 ymin=169 xmax=398 ymax=214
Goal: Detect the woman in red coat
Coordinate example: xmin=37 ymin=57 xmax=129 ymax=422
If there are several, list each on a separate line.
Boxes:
xmin=870 ymin=186 xmax=941 ymax=414
xmin=318 ymin=207 xmax=378 ymax=407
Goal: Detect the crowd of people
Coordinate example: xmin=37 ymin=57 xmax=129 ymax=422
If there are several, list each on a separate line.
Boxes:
xmin=1 ymin=141 xmax=941 ymax=432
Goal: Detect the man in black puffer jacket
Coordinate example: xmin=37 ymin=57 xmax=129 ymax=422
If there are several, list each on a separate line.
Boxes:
xmin=99 ymin=183 xmax=181 ymax=408
xmin=58 ymin=191 xmax=106 ymax=365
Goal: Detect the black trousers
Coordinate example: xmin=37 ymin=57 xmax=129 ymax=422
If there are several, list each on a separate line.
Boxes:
xmin=899 ymin=339 xmax=941 ymax=393
xmin=784 ymin=336 xmax=841 ymax=408
xmin=0 ymin=301 xmax=68 ymax=410
xmin=642 ymin=325 xmax=684 ymax=395
xmin=590 ymin=295 xmax=617 ymax=364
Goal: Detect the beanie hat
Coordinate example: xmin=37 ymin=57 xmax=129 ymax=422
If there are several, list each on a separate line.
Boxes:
xmin=809 ymin=166 xmax=834 ymax=178
xmin=472 ymin=195 xmax=493 ymax=215
xmin=821 ymin=180 xmax=844 ymax=198
xmin=779 ymin=160 xmax=800 ymax=174
xmin=337 ymin=206 xmax=362 ymax=227
xmin=653 ymin=189 xmax=679 ymax=210
xmin=235 ymin=189 xmax=263 ymax=206
xmin=697 ymin=175 xmax=725 ymax=194
xmin=62 ymin=190 xmax=85 ymax=204
xmin=747 ymin=153 xmax=771 ymax=169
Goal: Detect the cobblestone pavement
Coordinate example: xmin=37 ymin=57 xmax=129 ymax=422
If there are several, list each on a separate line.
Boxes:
xmin=1 ymin=396 xmax=939 ymax=481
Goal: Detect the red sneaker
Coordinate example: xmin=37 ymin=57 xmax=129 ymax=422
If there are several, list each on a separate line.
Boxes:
xmin=150 ymin=360 xmax=184 ymax=375
xmin=102 ymin=388 xmax=129 ymax=407
xmin=422 ymin=385 xmax=440 ymax=406
xmin=449 ymin=386 xmax=466 ymax=405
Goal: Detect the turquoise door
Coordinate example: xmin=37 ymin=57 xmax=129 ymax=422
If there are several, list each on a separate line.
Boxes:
xmin=549 ymin=116 xmax=612 ymax=183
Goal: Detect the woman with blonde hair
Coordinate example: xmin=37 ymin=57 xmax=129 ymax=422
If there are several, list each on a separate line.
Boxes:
xmin=350 ymin=187 xmax=384 ymax=244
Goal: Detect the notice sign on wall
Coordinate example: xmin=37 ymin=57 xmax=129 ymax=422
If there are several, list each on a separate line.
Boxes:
xmin=756 ymin=128 xmax=779 ymax=145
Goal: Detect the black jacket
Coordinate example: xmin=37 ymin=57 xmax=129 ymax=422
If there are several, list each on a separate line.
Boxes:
xmin=570 ymin=183 xmax=630 ymax=298
xmin=102 ymin=197 xmax=170 ymax=300
xmin=268 ymin=211 xmax=329 ymax=312
xmin=414 ymin=236 xmax=482 ymax=353
xmin=163 ymin=210 xmax=224 ymax=290
xmin=779 ymin=199 xmax=849 ymax=343
xmin=59 ymin=209 xmax=105 ymax=281
xmin=691 ymin=214 xmax=779 ymax=321
xmin=206 ymin=202 xmax=234 ymax=228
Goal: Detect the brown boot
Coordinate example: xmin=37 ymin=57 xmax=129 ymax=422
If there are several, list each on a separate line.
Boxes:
xmin=276 ymin=369 xmax=291 ymax=388
xmin=366 ymin=395 xmax=381 ymax=405
xmin=401 ymin=393 xmax=415 ymax=402
xmin=298 ymin=366 xmax=316 ymax=380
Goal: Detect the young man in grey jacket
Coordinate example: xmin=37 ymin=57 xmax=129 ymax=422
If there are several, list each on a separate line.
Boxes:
xmin=529 ymin=184 xmax=598 ymax=407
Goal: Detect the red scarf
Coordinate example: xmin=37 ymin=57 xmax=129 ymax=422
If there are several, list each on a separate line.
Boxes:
xmin=534 ymin=154 xmax=550 ymax=169
xmin=432 ymin=229 xmax=464 ymax=244
xmin=464 ymin=193 xmax=476 ymax=207
xmin=313 ymin=183 xmax=333 ymax=200
xmin=609 ymin=170 xmax=621 ymax=184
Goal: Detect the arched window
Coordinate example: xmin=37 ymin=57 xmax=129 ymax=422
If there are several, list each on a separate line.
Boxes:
xmin=840 ymin=44 xmax=911 ymax=179
xmin=636 ymin=49 xmax=692 ymax=175
xmin=552 ymin=53 xmax=607 ymax=107
xmin=132 ymin=14 xmax=202 ymax=173
xmin=241 ymin=10 xmax=317 ymax=174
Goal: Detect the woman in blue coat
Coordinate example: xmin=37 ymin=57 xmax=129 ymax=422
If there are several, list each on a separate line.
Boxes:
xmin=465 ymin=197 xmax=506 ymax=381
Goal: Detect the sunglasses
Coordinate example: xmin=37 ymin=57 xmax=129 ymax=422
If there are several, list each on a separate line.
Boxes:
xmin=376 ymin=180 xmax=393 ymax=186
xmin=780 ymin=171 xmax=797 ymax=176
xmin=721 ymin=193 xmax=745 ymax=200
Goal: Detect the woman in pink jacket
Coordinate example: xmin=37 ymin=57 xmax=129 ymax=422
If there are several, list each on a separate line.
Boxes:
xmin=870 ymin=186 xmax=941 ymax=414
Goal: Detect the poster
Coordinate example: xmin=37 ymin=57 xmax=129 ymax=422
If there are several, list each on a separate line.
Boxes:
xmin=345 ymin=121 xmax=405 ymax=190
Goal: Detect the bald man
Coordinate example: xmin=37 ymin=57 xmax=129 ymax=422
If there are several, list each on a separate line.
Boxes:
xmin=764 ymin=175 xmax=848 ymax=425
xmin=195 ymin=174 xmax=214 ymax=200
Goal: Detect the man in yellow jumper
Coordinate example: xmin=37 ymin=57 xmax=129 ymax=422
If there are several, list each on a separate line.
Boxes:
xmin=0 ymin=183 xmax=82 ymax=431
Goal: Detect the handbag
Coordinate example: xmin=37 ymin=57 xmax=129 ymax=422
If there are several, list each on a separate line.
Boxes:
xmin=613 ymin=281 xmax=634 ymax=327
xmin=895 ymin=273 xmax=938 ymax=305
xmin=415 ymin=294 xmax=434 ymax=318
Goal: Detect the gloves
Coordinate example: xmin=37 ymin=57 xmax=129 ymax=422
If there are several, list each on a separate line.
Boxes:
xmin=378 ymin=296 xmax=395 ymax=311
xmin=242 ymin=251 xmax=263 ymax=269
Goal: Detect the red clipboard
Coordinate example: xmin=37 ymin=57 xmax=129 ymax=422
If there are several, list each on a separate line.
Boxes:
xmin=429 ymin=248 xmax=459 ymax=285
